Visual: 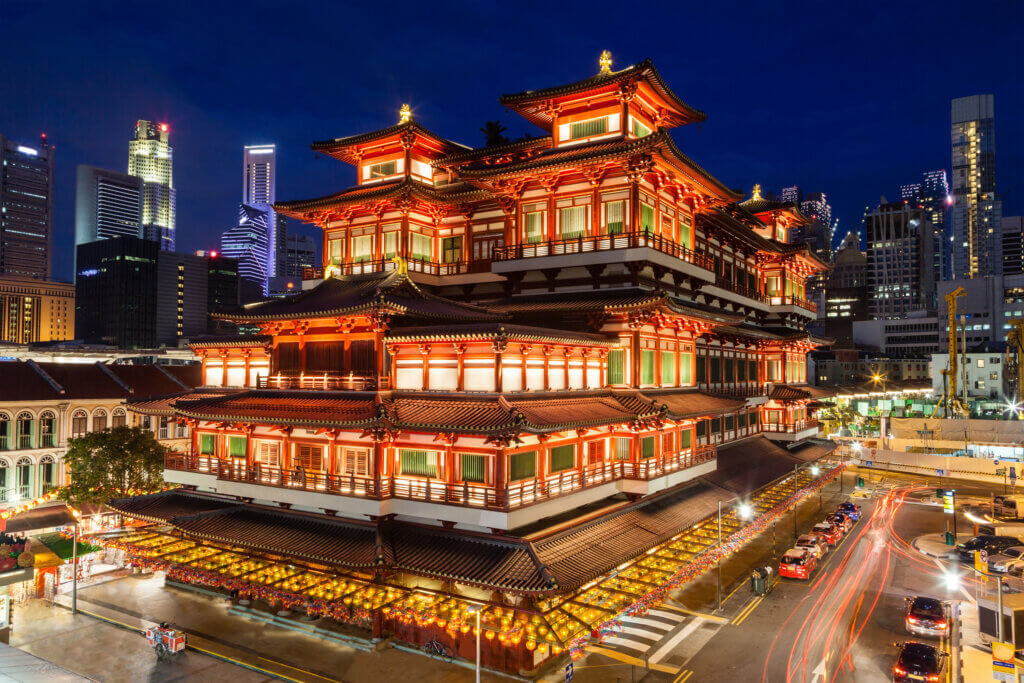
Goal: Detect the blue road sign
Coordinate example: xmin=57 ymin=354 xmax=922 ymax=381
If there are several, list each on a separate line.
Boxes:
xmin=565 ymin=662 xmax=574 ymax=682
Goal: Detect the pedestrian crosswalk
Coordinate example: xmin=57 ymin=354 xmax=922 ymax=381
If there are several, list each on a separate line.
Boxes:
xmin=600 ymin=608 xmax=705 ymax=666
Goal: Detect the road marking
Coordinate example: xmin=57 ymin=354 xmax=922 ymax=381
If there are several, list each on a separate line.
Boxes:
xmin=584 ymin=645 xmax=679 ymax=674
xmin=732 ymin=596 xmax=763 ymax=625
xmin=930 ymin=557 xmax=976 ymax=603
xmin=810 ymin=651 xmax=830 ymax=681
xmin=255 ymin=656 xmax=339 ymax=681
xmin=673 ymin=669 xmax=693 ymax=683
xmin=659 ymin=603 xmax=729 ymax=623
xmin=648 ymin=617 xmax=705 ymax=664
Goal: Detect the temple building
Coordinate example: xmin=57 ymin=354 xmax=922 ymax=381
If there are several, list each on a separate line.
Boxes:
xmin=116 ymin=54 xmax=835 ymax=674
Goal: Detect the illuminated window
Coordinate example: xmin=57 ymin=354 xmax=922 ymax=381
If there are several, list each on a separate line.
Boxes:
xmin=367 ymin=160 xmax=396 ymax=179
xmin=631 ymin=119 xmax=651 ymax=138
xmin=525 ymin=211 xmax=544 ymax=243
xmin=559 ymin=206 xmax=586 ymax=239
xmin=605 ymin=201 xmax=625 ymax=235
xmin=570 ymin=117 xmax=607 ymax=139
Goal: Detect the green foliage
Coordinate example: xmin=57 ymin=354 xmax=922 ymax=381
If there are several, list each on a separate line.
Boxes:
xmin=59 ymin=426 xmax=166 ymax=506
xmin=480 ymin=120 xmax=510 ymax=147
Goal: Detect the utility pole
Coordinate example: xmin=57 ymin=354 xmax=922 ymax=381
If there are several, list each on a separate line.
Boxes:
xmin=793 ymin=463 xmax=799 ymax=542
xmin=717 ymin=500 xmax=723 ymax=611
xmin=998 ymin=576 xmax=1005 ymax=642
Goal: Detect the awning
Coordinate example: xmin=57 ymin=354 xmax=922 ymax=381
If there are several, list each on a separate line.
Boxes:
xmin=2 ymin=503 xmax=77 ymax=534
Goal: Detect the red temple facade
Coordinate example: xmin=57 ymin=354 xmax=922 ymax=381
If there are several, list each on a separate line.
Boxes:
xmin=122 ymin=54 xmax=836 ymax=674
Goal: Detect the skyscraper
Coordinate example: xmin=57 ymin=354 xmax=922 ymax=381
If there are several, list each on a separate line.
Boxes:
xmin=243 ymin=144 xmax=286 ymax=277
xmin=75 ymin=165 xmax=143 ymax=248
xmin=865 ymin=199 xmax=936 ymax=319
xmin=901 ymin=170 xmax=952 ymax=282
xmin=283 ymin=233 xmax=318 ymax=277
xmin=1003 ymin=216 xmax=1024 ymax=275
xmin=951 ymin=95 xmax=1001 ymax=278
xmin=0 ymin=133 xmax=54 ymax=279
xmin=779 ymin=185 xmax=801 ymax=203
xmin=128 ymin=120 xmax=176 ymax=251
xmin=220 ymin=204 xmax=270 ymax=301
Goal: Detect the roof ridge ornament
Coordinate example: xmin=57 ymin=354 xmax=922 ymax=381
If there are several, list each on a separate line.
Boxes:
xmin=752 ymin=183 xmax=762 ymax=200
xmin=399 ymin=103 xmax=412 ymax=124
xmin=599 ymin=50 xmax=613 ymax=74
xmin=391 ymin=256 xmax=408 ymax=275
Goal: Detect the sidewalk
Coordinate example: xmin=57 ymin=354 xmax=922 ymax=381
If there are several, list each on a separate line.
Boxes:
xmin=912 ymin=532 xmax=971 ymax=559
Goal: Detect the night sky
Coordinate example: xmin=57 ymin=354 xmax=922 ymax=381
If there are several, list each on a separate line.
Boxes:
xmin=3 ymin=1 xmax=1022 ymax=283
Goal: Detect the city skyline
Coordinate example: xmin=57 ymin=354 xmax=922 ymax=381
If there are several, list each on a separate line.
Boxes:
xmin=1 ymin=3 xmax=1020 ymax=282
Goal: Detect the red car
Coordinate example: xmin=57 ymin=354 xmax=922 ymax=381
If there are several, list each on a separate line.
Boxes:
xmin=779 ymin=547 xmax=817 ymax=579
xmin=812 ymin=521 xmax=842 ymax=546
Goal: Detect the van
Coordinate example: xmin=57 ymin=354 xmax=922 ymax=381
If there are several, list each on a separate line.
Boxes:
xmin=999 ymin=496 xmax=1024 ymax=520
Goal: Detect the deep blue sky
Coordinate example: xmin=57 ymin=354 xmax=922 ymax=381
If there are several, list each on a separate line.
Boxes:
xmin=3 ymin=1 xmax=1021 ymax=283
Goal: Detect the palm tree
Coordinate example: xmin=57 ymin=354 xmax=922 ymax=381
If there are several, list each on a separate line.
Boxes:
xmin=480 ymin=121 xmax=510 ymax=147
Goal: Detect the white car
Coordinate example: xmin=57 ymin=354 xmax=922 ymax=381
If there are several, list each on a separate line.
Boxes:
xmin=795 ymin=534 xmax=826 ymax=559
xmin=988 ymin=546 xmax=1024 ymax=574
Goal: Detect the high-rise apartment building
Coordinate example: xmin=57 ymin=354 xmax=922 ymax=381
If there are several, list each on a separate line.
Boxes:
xmin=243 ymin=145 xmax=286 ymax=277
xmin=220 ymin=204 xmax=270 ymax=301
xmin=797 ymin=192 xmax=834 ymax=260
xmin=0 ymin=275 xmax=74 ymax=343
xmin=865 ymin=200 xmax=935 ymax=319
xmin=901 ymin=170 xmax=952 ymax=282
xmin=74 ymin=165 xmax=144 ymax=248
xmin=779 ymin=185 xmax=801 ymax=203
xmin=0 ymin=134 xmax=54 ymax=279
xmin=1003 ymin=216 xmax=1024 ymax=275
xmin=127 ymin=120 xmax=176 ymax=251
xmin=951 ymin=95 xmax=1001 ymax=278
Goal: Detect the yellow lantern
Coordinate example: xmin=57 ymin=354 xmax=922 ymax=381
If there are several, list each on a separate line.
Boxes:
xmin=460 ymin=624 xmax=471 ymax=634
xmin=525 ymin=640 xmax=536 ymax=651
xmin=485 ymin=630 xmax=495 ymax=641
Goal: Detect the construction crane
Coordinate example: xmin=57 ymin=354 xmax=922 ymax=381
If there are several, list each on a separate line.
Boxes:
xmin=932 ymin=287 xmax=969 ymax=419
xmin=1007 ymin=318 xmax=1024 ymax=405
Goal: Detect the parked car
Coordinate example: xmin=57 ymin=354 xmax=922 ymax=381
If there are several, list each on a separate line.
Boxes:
xmin=904 ymin=596 xmax=948 ymax=637
xmin=795 ymin=534 xmax=826 ymax=559
xmin=812 ymin=521 xmax=842 ymax=546
xmin=956 ymin=535 xmax=1020 ymax=562
xmin=988 ymin=546 xmax=1024 ymax=574
xmin=836 ymin=502 xmax=861 ymax=521
xmin=779 ymin=547 xmax=817 ymax=580
xmin=892 ymin=641 xmax=946 ymax=682
xmin=826 ymin=512 xmax=854 ymax=533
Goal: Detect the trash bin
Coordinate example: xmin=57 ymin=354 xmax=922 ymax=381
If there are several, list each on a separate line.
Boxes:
xmin=945 ymin=531 xmax=955 ymax=546
xmin=751 ymin=566 xmax=773 ymax=596
xmin=857 ymin=476 xmax=865 ymax=488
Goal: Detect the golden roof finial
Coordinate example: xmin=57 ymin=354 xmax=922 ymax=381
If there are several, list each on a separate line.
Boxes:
xmin=399 ymin=104 xmax=412 ymax=124
xmin=391 ymin=255 xmax=408 ymax=275
xmin=752 ymin=183 xmax=762 ymax=200
xmin=599 ymin=50 xmax=613 ymax=74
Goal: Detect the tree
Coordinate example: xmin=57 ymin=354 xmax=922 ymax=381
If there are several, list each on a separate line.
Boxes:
xmin=480 ymin=120 xmax=510 ymax=147
xmin=60 ymin=426 xmax=167 ymax=506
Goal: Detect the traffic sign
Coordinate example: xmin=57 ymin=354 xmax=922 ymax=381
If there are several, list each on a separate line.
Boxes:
xmin=1011 ymin=466 xmax=1017 ymax=483
xmin=996 ymin=468 xmax=1007 ymax=476
xmin=976 ymin=549 xmax=989 ymax=575
xmin=943 ymin=490 xmax=956 ymax=514
xmin=993 ymin=641 xmax=1015 ymax=682
xmin=936 ymin=469 xmax=946 ymax=476
xmin=565 ymin=662 xmax=574 ymax=682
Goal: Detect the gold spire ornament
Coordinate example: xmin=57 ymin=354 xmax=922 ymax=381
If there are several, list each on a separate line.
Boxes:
xmin=399 ymin=104 xmax=412 ymax=124
xmin=391 ymin=256 xmax=409 ymax=275
xmin=752 ymin=183 xmax=762 ymax=200
xmin=599 ymin=50 xmax=612 ymax=74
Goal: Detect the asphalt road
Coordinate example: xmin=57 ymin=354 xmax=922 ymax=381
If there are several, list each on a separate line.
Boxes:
xmin=665 ymin=470 xmax=987 ymax=683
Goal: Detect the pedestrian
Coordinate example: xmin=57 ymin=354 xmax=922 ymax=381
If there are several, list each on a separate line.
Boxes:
xmin=296 ymin=464 xmax=305 ymax=488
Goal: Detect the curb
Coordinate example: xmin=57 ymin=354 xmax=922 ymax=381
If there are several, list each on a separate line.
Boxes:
xmin=912 ymin=536 xmax=956 ymax=560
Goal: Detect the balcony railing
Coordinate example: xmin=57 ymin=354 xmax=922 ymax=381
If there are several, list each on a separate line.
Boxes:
xmin=492 ymin=231 xmax=714 ymax=271
xmin=711 ymin=278 xmax=769 ymax=304
xmin=700 ymin=384 xmax=768 ymax=398
xmin=768 ymin=295 xmax=818 ymax=314
xmin=762 ymin=419 xmax=820 ymax=434
xmin=165 ymin=444 xmax=716 ymax=512
xmin=257 ymin=373 xmax=386 ymax=391
xmin=306 ymin=258 xmax=482 ymax=281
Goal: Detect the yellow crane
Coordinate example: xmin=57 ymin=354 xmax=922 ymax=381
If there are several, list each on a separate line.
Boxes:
xmin=1008 ymin=318 xmax=1024 ymax=405
xmin=932 ymin=287 xmax=969 ymax=418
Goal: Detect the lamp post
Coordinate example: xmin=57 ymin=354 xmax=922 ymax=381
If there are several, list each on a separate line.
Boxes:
xmin=944 ymin=568 xmax=962 ymax=683
xmin=717 ymin=500 xmax=722 ymax=612
xmin=467 ymin=605 xmax=482 ymax=683
xmin=793 ymin=463 xmax=800 ymax=543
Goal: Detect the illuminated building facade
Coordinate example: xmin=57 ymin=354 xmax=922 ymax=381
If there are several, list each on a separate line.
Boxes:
xmin=120 ymin=56 xmax=835 ymax=672
xmin=75 ymin=165 xmax=143 ymax=246
xmin=951 ymin=95 xmax=1001 ymax=278
xmin=0 ymin=134 xmax=54 ymax=279
xmin=128 ymin=120 xmax=176 ymax=251
xmin=865 ymin=201 xmax=935 ymax=318
xmin=0 ymin=275 xmax=74 ymax=344
xmin=243 ymin=144 xmax=287 ymax=278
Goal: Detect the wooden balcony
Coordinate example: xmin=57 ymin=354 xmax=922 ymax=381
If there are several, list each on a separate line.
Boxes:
xmin=165 ymin=444 xmax=716 ymax=513
xmin=767 ymin=295 xmax=818 ymax=314
xmin=699 ymin=384 xmax=768 ymax=398
xmin=305 ymin=257 xmax=490 ymax=280
xmin=763 ymin=419 xmax=819 ymax=435
xmin=256 ymin=373 xmax=386 ymax=391
xmin=492 ymin=231 xmax=714 ymax=272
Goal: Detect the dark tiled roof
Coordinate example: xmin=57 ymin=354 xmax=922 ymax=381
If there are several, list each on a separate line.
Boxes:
xmin=432 ymin=137 xmax=552 ymax=167
xmin=703 ymin=436 xmax=803 ymax=495
xmin=106 ymin=364 xmax=189 ymax=397
xmin=214 ymin=270 xmax=503 ymax=323
xmin=174 ymin=391 xmax=378 ymax=428
xmin=768 ymin=384 xmax=813 ymax=401
xmin=386 ymin=395 xmax=514 ymax=432
xmin=697 ymin=207 xmax=780 ymax=255
xmin=788 ymin=439 xmax=837 ymax=463
xmin=107 ymin=490 xmax=241 ymax=523
xmin=499 ymin=59 xmax=706 ymax=129
xmin=491 ymin=290 xmax=743 ymax=325
xmin=171 ymin=506 xmax=381 ymax=568
xmin=127 ymin=388 xmax=242 ymax=416
xmin=0 ymin=362 xmax=63 ymax=401
xmin=641 ymin=390 xmax=745 ymax=419
xmin=189 ymin=335 xmax=271 ymax=348
xmin=4 ymin=503 xmax=78 ymax=533
xmin=35 ymin=363 xmax=127 ymax=399
xmin=387 ymin=524 xmax=552 ymax=591
xmin=533 ymin=481 xmax=730 ymax=589
xmin=274 ymin=179 xmax=492 ymax=220
xmin=737 ymin=197 xmax=803 ymax=217
xmin=310 ymin=121 xmax=470 ymax=163
xmin=161 ymin=365 xmax=203 ymax=388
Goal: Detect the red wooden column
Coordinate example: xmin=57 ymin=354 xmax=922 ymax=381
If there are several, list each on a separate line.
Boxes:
xmin=200 ymin=351 xmax=208 ymax=386
xmin=630 ymin=327 xmax=641 ymax=388
xmin=419 ymin=344 xmax=431 ymax=391
xmin=492 ymin=338 xmax=506 ymax=392
xmin=494 ymin=447 xmax=507 ymax=507
xmin=581 ymin=351 xmax=589 ymax=390
xmin=599 ymin=350 xmax=608 ymax=388
xmin=674 ymin=327 xmax=682 ymax=387
xmin=372 ymin=439 xmax=385 ymax=480
xmin=562 ymin=347 xmax=570 ymax=389
xmin=455 ymin=344 xmax=466 ymax=391
xmin=520 ymin=344 xmax=530 ymax=391
xmin=542 ymin=346 xmax=551 ymax=391
xmin=244 ymin=425 xmax=254 ymax=469
xmin=243 ymin=350 xmax=252 ymax=388
xmin=219 ymin=350 xmax=229 ymax=388
xmin=654 ymin=330 xmax=663 ymax=387
xmin=280 ymin=428 xmax=293 ymax=471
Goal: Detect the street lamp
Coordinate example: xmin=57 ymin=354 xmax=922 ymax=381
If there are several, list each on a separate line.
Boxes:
xmin=1004 ymin=400 xmax=1021 ymax=420
xmin=738 ymin=502 xmax=753 ymax=520
xmin=810 ymin=465 xmax=820 ymax=477
xmin=943 ymin=569 xmax=962 ymax=683
xmin=466 ymin=604 xmax=483 ymax=683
